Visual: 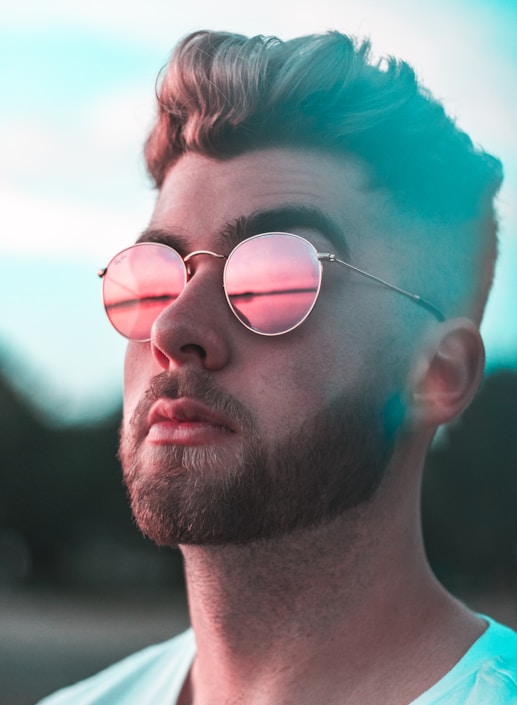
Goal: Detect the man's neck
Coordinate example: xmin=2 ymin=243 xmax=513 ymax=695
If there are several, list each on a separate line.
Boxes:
xmin=178 ymin=499 xmax=484 ymax=705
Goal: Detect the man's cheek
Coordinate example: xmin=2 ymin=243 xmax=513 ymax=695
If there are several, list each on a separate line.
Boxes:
xmin=123 ymin=345 xmax=153 ymax=403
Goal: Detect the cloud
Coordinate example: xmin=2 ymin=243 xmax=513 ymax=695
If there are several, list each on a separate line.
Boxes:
xmin=0 ymin=78 xmax=159 ymax=258
xmin=0 ymin=179 xmax=152 ymax=259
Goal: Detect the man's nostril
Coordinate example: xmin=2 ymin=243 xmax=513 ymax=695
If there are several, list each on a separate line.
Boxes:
xmin=180 ymin=343 xmax=207 ymax=360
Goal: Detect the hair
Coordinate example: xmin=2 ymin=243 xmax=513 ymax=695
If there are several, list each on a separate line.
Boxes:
xmin=144 ymin=30 xmax=503 ymax=322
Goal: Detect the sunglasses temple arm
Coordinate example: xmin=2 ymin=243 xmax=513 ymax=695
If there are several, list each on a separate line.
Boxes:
xmin=320 ymin=254 xmax=445 ymax=322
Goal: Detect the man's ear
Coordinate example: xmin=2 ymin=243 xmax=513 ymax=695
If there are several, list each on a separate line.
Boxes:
xmin=406 ymin=318 xmax=485 ymax=430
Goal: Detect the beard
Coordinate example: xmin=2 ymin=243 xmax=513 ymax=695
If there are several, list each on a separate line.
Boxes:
xmin=119 ymin=369 xmax=398 ymax=548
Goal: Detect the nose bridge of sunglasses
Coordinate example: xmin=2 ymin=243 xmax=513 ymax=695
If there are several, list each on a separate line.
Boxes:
xmin=183 ymin=250 xmax=227 ymax=277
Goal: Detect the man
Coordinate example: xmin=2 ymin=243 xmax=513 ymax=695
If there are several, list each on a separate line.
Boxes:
xmin=39 ymin=30 xmax=516 ymax=704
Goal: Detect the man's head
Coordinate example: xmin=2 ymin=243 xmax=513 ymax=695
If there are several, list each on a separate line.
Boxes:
xmin=145 ymin=30 xmax=502 ymax=325
xmin=113 ymin=30 xmax=503 ymax=548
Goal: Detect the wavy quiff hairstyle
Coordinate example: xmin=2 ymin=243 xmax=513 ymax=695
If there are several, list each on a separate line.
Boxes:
xmin=145 ymin=30 xmax=502 ymax=225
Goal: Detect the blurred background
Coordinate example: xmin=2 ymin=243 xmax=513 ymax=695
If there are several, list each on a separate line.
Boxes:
xmin=0 ymin=1 xmax=516 ymax=703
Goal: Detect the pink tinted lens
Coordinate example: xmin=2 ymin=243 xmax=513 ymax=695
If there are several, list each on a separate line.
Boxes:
xmin=224 ymin=233 xmax=322 ymax=335
xmin=102 ymin=243 xmax=186 ymax=340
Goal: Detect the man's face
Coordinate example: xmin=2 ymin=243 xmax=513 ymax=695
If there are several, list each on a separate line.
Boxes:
xmin=120 ymin=147 xmax=412 ymax=547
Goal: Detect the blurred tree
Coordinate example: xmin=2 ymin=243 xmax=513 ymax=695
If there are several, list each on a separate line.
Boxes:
xmin=422 ymin=369 xmax=517 ymax=592
xmin=0 ymin=362 xmax=49 ymax=583
xmin=0 ymin=361 xmax=184 ymax=588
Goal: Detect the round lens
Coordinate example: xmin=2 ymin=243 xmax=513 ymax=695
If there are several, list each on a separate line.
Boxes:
xmin=102 ymin=243 xmax=186 ymax=340
xmin=224 ymin=233 xmax=322 ymax=335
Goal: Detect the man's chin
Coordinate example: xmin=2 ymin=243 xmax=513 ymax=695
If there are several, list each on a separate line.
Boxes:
xmin=120 ymin=387 xmax=396 ymax=549
xmin=121 ymin=442 xmax=258 ymax=546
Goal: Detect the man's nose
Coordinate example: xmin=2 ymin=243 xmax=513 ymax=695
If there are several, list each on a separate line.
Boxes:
xmin=149 ymin=259 xmax=233 ymax=372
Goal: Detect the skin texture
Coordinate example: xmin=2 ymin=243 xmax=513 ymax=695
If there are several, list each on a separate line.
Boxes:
xmin=121 ymin=147 xmax=487 ymax=705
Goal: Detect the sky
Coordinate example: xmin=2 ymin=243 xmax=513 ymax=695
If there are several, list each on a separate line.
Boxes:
xmin=0 ymin=0 xmax=516 ymax=423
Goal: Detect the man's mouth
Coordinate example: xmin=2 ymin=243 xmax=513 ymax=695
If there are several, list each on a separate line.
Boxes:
xmin=146 ymin=397 xmax=236 ymax=446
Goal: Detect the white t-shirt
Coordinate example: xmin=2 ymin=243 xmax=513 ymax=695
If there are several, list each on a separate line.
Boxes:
xmin=37 ymin=617 xmax=517 ymax=704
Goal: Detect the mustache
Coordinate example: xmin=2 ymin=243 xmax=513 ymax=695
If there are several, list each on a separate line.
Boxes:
xmin=130 ymin=369 xmax=254 ymax=434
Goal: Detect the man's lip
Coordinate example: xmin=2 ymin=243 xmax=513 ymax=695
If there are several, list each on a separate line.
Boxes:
xmin=147 ymin=397 xmax=237 ymax=433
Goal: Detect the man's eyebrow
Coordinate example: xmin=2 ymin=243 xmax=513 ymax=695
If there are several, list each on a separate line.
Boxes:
xmin=136 ymin=206 xmax=350 ymax=258
xmin=221 ymin=206 xmax=350 ymax=258
xmin=136 ymin=227 xmax=191 ymax=255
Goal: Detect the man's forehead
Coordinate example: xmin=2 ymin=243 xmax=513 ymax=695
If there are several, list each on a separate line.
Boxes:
xmin=148 ymin=147 xmax=405 ymax=258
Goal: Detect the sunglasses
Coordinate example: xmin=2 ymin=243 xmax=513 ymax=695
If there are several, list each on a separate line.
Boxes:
xmin=98 ymin=231 xmax=444 ymax=340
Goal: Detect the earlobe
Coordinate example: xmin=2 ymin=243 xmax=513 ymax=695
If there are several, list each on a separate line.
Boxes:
xmin=407 ymin=318 xmax=486 ymax=430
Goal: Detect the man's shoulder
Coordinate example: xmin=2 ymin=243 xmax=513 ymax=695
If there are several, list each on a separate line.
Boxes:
xmin=472 ymin=617 xmax=517 ymax=698
xmin=414 ymin=617 xmax=517 ymax=704
xmin=36 ymin=628 xmax=195 ymax=705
